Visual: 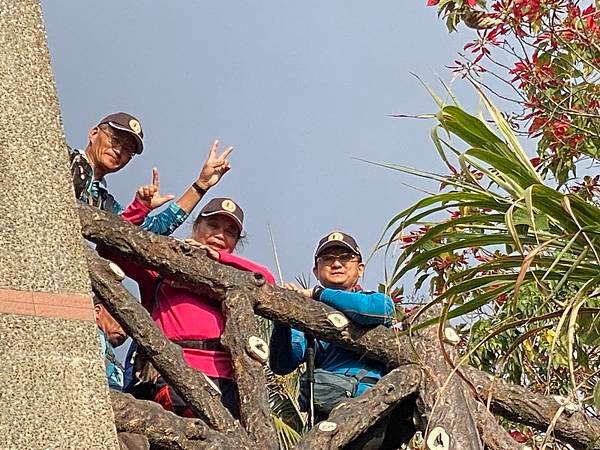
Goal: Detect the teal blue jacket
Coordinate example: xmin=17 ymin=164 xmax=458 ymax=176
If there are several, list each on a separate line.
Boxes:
xmin=269 ymin=288 xmax=394 ymax=396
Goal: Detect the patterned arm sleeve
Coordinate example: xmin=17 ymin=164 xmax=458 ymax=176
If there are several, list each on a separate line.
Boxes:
xmin=139 ymin=203 xmax=189 ymax=236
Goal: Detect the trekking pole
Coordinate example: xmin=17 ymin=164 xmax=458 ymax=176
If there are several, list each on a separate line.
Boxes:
xmin=305 ymin=334 xmax=316 ymax=429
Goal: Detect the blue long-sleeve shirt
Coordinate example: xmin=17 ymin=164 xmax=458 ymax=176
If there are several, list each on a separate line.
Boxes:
xmin=269 ymin=288 xmax=394 ymax=396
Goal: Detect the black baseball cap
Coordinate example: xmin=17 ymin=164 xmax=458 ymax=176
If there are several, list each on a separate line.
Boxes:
xmin=199 ymin=198 xmax=244 ymax=233
xmin=98 ymin=112 xmax=144 ymax=154
xmin=314 ymin=231 xmax=362 ymax=261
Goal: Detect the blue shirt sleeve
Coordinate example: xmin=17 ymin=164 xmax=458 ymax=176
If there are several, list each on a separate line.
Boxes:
xmin=269 ymin=324 xmax=307 ymax=375
xmin=112 ymin=199 xmax=124 ymax=215
xmin=139 ymin=202 xmax=189 ymax=236
xmin=318 ymin=289 xmax=394 ymax=327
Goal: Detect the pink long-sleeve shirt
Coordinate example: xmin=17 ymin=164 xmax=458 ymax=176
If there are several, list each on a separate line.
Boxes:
xmin=103 ymin=201 xmax=275 ymax=379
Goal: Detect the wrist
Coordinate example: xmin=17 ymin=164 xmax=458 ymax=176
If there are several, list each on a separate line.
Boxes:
xmin=312 ymin=286 xmax=324 ymax=301
xmin=192 ymin=181 xmax=208 ymax=196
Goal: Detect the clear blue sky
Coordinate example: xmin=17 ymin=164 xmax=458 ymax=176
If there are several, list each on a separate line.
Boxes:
xmin=41 ymin=1 xmax=477 ymax=292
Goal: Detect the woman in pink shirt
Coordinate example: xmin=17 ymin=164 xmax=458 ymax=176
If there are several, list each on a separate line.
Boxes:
xmin=104 ymin=197 xmax=274 ymax=417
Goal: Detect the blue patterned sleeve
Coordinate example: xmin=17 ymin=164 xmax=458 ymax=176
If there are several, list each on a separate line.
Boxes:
xmin=139 ymin=202 xmax=189 ymax=236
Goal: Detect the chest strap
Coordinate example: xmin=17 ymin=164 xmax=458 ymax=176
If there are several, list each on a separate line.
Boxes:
xmin=173 ymin=339 xmax=226 ymax=352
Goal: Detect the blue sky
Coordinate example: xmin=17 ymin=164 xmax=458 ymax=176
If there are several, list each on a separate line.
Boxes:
xmin=41 ymin=1 xmax=477 ymax=292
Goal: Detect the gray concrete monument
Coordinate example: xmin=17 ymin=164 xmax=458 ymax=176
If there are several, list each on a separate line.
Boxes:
xmin=0 ymin=1 xmax=119 ymax=448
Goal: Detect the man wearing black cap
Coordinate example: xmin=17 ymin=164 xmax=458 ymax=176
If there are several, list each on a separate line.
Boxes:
xmin=70 ymin=112 xmax=232 ymax=235
xmin=269 ymin=231 xmax=396 ymax=447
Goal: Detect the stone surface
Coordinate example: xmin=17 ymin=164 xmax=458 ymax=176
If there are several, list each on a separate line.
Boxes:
xmin=0 ymin=0 xmax=90 ymax=295
xmin=0 ymin=315 xmax=119 ymax=449
xmin=0 ymin=1 xmax=119 ymax=448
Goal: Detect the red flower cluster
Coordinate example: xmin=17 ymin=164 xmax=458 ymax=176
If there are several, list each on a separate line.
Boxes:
xmin=427 ymin=0 xmax=476 ymax=6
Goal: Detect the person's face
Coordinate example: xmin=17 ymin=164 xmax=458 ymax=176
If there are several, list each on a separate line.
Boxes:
xmin=192 ymin=214 xmax=240 ymax=253
xmin=87 ymin=125 xmax=137 ymax=177
xmin=313 ymin=246 xmax=364 ymax=291
xmin=94 ymin=304 xmax=127 ymax=347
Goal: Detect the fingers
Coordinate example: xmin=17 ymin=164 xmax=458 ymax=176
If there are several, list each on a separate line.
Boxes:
xmin=208 ymin=139 xmax=219 ymax=159
xmin=153 ymin=194 xmax=175 ymax=208
xmin=283 ymin=282 xmax=299 ymax=291
xmin=152 ymin=167 xmax=159 ymax=188
xmin=219 ymin=146 xmax=234 ymax=161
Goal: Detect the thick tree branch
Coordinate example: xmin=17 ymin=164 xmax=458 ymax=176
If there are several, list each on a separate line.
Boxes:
xmin=87 ymin=248 xmax=250 ymax=447
xmin=111 ymin=391 xmax=238 ymax=449
xmin=220 ymin=289 xmax=277 ymax=448
xmin=471 ymin=402 xmax=523 ymax=450
xmin=295 ymin=365 xmax=421 ymax=450
xmin=414 ymin=313 xmax=483 ymax=450
xmin=464 ymin=367 xmax=600 ymax=450
xmin=79 ymin=204 xmax=600 ymax=449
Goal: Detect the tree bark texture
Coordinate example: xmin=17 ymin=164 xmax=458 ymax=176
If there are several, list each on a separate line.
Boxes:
xmin=79 ymin=204 xmax=600 ymax=449
xmin=464 ymin=366 xmax=600 ymax=450
xmin=296 ymin=365 xmax=421 ymax=450
xmin=413 ymin=309 xmax=483 ymax=450
xmin=111 ymin=391 xmax=238 ymax=449
xmin=87 ymin=248 xmax=250 ymax=447
xmin=220 ymin=288 xmax=278 ymax=448
xmin=471 ymin=402 xmax=524 ymax=450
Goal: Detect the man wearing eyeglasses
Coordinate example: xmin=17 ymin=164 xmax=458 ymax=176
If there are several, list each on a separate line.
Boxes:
xmin=270 ymin=231 xmax=401 ymax=448
xmin=70 ymin=112 xmax=232 ymax=235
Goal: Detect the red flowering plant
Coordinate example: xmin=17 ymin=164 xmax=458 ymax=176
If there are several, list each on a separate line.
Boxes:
xmin=428 ymin=0 xmax=600 ymax=186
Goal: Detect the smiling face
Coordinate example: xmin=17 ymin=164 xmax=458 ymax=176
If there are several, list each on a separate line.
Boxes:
xmin=313 ymin=246 xmax=364 ymax=291
xmin=192 ymin=214 xmax=240 ymax=254
xmin=85 ymin=124 xmax=137 ymax=178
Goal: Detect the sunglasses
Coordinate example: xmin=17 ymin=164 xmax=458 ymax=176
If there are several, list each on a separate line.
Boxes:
xmin=98 ymin=126 xmax=137 ymax=158
xmin=317 ymin=253 xmax=360 ymax=266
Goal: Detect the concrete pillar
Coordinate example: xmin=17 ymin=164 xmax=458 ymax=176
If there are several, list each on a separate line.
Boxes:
xmin=0 ymin=1 xmax=119 ymax=448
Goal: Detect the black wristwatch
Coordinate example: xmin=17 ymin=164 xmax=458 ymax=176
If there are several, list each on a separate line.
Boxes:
xmin=312 ymin=286 xmax=324 ymax=301
xmin=192 ymin=182 xmax=208 ymax=196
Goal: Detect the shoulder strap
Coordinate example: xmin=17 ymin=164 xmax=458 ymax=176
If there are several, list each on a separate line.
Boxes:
xmin=104 ymin=346 xmax=124 ymax=371
xmin=151 ymin=277 xmax=163 ymax=313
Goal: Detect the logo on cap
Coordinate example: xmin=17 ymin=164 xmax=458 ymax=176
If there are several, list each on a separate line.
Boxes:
xmin=328 ymin=232 xmax=344 ymax=242
xmin=129 ymin=119 xmax=141 ymax=134
xmin=221 ymin=200 xmax=236 ymax=212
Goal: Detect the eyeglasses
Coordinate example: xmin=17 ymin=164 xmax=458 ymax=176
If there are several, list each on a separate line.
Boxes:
xmin=317 ymin=253 xmax=359 ymax=266
xmin=98 ymin=126 xmax=136 ymax=158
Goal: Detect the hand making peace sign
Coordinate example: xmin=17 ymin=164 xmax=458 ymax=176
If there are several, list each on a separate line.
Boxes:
xmin=195 ymin=139 xmax=234 ymax=191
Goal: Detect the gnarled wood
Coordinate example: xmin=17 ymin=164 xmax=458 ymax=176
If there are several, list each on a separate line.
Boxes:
xmin=220 ymin=289 xmax=277 ymax=448
xmin=471 ymin=402 xmax=523 ymax=450
xmin=87 ymin=248 xmax=250 ymax=447
xmin=296 ymin=365 xmax=421 ymax=450
xmin=111 ymin=391 xmax=239 ymax=449
xmin=464 ymin=366 xmax=600 ymax=450
xmin=414 ymin=306 xmax=483 ymax=450
xmin=80 ymin=204 xmax=600 ymax=449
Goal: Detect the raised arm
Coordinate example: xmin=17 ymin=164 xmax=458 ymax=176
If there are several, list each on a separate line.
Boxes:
xmin=128 ymin=140 xmax=234 ymax=236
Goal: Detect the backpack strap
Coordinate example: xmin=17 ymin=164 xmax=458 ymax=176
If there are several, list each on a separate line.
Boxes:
xmin=105 ymin=345 xmax=125 ymax=371
xmin=151 ymin=277 xmax=163 ymax=314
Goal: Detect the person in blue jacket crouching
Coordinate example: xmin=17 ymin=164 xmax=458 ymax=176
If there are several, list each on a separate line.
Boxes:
xmin=270 ymin=231 xmax=411 ymax=449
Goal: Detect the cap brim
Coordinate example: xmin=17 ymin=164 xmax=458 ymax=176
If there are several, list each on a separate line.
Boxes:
xmin=107 ymin=122 xmax=144 ymax=154
xmin=315 ymin=241 xmax=361 ymax=259
xmin=200 ymin=211 xmax=243 ymax=233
